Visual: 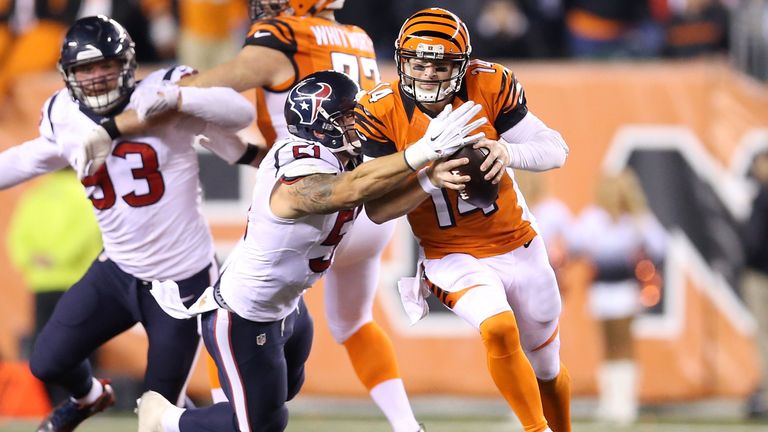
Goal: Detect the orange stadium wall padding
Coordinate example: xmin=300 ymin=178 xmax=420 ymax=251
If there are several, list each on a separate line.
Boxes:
xmin=0 ymin=60 xmax=765 ymax=403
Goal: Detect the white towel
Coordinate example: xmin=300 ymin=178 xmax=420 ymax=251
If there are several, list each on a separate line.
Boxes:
xmin=397 ymin=264 xmax=431 ymax=325
xmin=150 ymin=280 xmax=219 ymax=320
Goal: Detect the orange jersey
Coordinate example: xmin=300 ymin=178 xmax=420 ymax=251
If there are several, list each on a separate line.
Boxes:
xmin=245 ymin=15 xmax=379 ymax=146
xmin=356 ymin=60 xmax=537 ymax=259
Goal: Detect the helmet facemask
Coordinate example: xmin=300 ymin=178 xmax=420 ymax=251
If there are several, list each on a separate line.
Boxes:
xmin=323 ymin=0 xmax=345 ymax=10
xmin=293 ymin=108 xmax=361 ymax=156
xmin=288 ymin=0 xmax=343 ymax=17
xmin=59 ymin=16 xmax=137 ymax=115
xmin=249 ymin=0 xmax=289 ymax=20
xmin=61 ymin=56 xmax=136 ymax=115
xmin=323 ymin=110 xmax=362 ymax=156
xmin=249 ymin=0 xmax=344 ymax=20
xmin=394 ymin=8 xmax=472 ymax=104
xmin=396 ymin=49 xmax=468 ymax=103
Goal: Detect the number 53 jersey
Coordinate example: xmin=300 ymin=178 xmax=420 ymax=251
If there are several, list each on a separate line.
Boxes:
xmin=36 ymin=67 xmax=216 ymax=281
xmin=356 ymin=61 xmax=537 ymax=260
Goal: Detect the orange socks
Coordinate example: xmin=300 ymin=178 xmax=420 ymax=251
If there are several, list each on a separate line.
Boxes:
xmin=480 ymin=312 xmax=548 ymax=432
xmin=538 ymin=363 xmax=572 ymax=432
xmin=344 ymin=322 xmax=419 ymax=431
xmin=343 ymin=322 xmax=400 ymax=389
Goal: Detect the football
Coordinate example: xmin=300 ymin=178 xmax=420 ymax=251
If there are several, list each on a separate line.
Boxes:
xmin=448 ymin=146 xmax=500 ymax=208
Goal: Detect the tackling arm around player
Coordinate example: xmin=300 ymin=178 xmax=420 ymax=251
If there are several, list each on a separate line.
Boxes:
xmin=86 ymin=2 xmax=442 ymax=429
xmin=136 ymin=70 xmax=482 ymax=432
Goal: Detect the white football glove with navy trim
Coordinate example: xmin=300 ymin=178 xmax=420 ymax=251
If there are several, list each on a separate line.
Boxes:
xmin=404 ymin=101 xmax=487 ymax=170
xmin=131 ymin=82 xmax=180 ymax=123
xmin=75 ymin=125 xmax=112 ymax=179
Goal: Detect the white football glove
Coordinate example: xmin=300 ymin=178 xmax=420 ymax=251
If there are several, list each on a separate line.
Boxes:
xmin=404 ymin=101 xmax=487 ymax=170
xmin=131 ymin=82 xmax=180 ymax=122
xmin=75 ymin=125 xmax=113 ymax=179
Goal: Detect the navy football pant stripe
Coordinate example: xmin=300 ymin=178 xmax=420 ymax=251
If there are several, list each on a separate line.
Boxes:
xmin=181 ymin=299 xmax=313 ymax=432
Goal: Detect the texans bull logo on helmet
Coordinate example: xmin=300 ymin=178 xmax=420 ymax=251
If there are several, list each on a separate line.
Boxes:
xmin=284 ymin=70 xmax=361 ymax=153
xmin=288 ymin=81 xmax=333 ymax=126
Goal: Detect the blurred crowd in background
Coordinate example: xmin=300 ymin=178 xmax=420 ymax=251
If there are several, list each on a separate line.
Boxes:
xmin=348 ymin=0 xmax=736 ymax=60
xmin=0 ymin=0 xmax=765 ymax=104
xmin=0 ymin=0 xmax=763 ymax=123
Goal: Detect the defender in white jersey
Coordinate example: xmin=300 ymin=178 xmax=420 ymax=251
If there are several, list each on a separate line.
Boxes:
xmin=99 ymin=1 xmax=416 ymax=428
xmin=0 ymin=16 xmax=258 ymax=432
xmin=136 ymin=70 xmax=485 ymax=432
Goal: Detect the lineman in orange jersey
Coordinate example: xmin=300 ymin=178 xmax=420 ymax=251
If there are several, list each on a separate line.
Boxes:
xmin=96 ymin=0 xmax=421 ymax=430
xmin=245 ymin=1 xmax=381 ymax=145
xmin=357 ymin=8 xmax=571 ymax=432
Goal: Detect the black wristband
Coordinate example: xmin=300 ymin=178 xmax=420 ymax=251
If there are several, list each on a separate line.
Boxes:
xmin=236 ymin=143 xmax=261 ymax=165
xmin=99 ymin=117 xmax=121 ymax=140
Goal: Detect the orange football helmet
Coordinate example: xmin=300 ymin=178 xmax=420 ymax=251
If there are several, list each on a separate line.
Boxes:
xmin=249 ymin=0 xmax=344 ymax=20
xmin=395 ymin=8 xmax=472 ymax=103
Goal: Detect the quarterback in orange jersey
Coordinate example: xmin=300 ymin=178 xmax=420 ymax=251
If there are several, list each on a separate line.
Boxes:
xmin=357 ymin=8 xmax=572 ymax=432
xmin=99 ymin=1 xmax=421 ymax=430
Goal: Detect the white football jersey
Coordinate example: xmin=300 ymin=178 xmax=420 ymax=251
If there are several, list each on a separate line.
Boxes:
xmin=0 ymin=66 xmax=244 ymax=280
xmin=219 ymin=138 xmax=359 ymax=321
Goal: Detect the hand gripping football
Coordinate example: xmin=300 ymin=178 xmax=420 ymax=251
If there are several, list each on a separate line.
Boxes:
xmin=449 ymin=146 xmax=500 ymax=208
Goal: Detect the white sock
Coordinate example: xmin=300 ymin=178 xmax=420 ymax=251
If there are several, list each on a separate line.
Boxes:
xmin=369 ymin=378 xmax=419 ymax=432
xmin=597 ymin=360 xmax=638 ymax=425
xmin=74 ymin=378 xmax=103 ymax=405
xmin=161 ymin=404 xmax=185 ymax=432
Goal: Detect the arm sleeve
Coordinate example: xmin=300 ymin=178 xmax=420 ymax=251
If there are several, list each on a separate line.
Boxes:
xmin=179 ymin=86 xmax=255 ymax=131
xmin=0 ymin=136 xmax=69 ymax=189
xmin=500 ymin=112 xmax=569 ymax=172
xmin=196 ymin=123 xmax=249 ymax=165
xmin=145 ymin=65 xmax=255 ymax=130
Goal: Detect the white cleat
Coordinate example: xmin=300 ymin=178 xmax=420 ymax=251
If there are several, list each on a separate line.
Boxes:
xmin=136 ymin=391 xmax=174 ymax=432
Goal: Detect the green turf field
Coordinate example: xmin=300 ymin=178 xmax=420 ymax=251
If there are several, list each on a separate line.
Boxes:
xmin=1 ymin=417 xmax=767 ymax=432
xmin=3 ymin=415 xmax=768 ymax=432
xmin=3 ymin=395 xmax=765 ymax=432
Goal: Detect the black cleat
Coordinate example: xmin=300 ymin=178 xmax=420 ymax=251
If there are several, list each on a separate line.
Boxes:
xmin=36 ymin=379 xmax=115 ymax=432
